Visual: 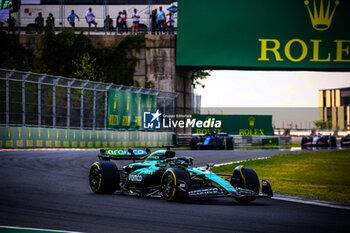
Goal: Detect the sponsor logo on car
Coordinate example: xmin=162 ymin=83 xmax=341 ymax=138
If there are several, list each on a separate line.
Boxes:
xmin=188 ymin=188 xmax=219 ymax=196
xmin=106 ymin=149 xmax=147 ymax=156
xmin=129 ymin=174 xmax=142 ymax=182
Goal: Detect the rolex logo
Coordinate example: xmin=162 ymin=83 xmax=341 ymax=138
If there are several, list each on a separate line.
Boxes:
xmin=304 ymin=0 xmax=340 ymax=31
xmin=248 ymin=116 xmax=256 ymax=127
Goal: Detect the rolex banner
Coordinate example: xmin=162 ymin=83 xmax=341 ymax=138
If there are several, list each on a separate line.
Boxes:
xmin=177 ymin=0 xmax=350 ymax=70
xmin=107 ymin=90 xmax=157 ymax=129
xmin=192 ymin=114 xmax=273 ymax=136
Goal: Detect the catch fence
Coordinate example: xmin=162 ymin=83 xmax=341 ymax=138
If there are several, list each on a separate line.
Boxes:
xmin=0 ymin=68 xmax=178 ymax=130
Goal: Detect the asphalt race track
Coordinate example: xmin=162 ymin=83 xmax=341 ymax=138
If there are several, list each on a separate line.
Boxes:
xmin=0 ymin=149 xmax=349 ymax=233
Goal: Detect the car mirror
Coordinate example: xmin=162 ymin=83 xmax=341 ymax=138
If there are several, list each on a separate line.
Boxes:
xmin=206 ymin=163 xmax=214 ymax=171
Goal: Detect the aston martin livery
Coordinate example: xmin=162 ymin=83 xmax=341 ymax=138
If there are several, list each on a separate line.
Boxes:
xmin=89 ymin=149 xmax=273 ymax=203
xmin=301 ymin=134 xmax=336 ymax=148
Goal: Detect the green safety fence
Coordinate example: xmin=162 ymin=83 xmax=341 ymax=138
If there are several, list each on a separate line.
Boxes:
xmin=0 ymin=127 xmax=174 ymax=149
xmin=107 ymin=90 xmax=157 ymax=130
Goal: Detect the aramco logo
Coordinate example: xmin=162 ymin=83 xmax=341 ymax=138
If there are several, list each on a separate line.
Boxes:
xmin=304 ymin=0 xmax=340 ymax=31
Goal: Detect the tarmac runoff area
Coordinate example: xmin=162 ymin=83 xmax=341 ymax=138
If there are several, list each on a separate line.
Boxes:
xmin=0 ymin=148 xmax=349 ymax=233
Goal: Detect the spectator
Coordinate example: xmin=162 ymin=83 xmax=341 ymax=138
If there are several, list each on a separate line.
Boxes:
xmin=104 ymin=14 xmax=113 ymax=34
xmin=166 ymin=12 xmax=174 ymax=34
xmin=150 ymin=9 xmax=157 ymax=35
xmin=85 ymin=8 xmax=97 ymax=35
xmin=116 ymin=11 xmax=122 ymax=34
xmin=67 ymin=9 xmax=79 ymax=30
xmin=121 ymin=10 xmax=127 ymax=34
xmin=157 ymin=6 xmax=165 ymax=34
xmin=46 ymin=13 xmax=55 ymax=28
xmin=7 ymin=14 xmax=16 ymax=34
xmin=131 ymin=8 xmax=140 ymax=34
xmin=35 ymin=12 xmax=44 ymax=33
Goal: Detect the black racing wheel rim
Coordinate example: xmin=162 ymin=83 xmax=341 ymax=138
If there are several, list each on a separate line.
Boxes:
xmin=89 ymin=165 xmax=101 ymax=192
xmin=161 ymin=172 xmax=176 ymax=200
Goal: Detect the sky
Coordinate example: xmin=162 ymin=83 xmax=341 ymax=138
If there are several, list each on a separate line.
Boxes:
xmin=194 ymin=71 xmax=350 ymax=108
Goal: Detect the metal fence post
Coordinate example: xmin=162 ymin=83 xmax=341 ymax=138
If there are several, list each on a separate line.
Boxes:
xmin=67 ymin=80 xmax=75 ymax=128
xmin=5 ymin=72 xmax=13 ymax=126
xmin=22 ymin=73 xmax=30 ymax=126
xmin=81 ymin=82 xmax=88 ymax=129
xmin=52 ymin=77 xmax=60 ymax=128
xmin=105 ymin=84 xmax=113 ymax=130
xmin=38 ymin=76 xmax=46 ymax=127
xmin=92 ymin=84 xmax=99 ymax=130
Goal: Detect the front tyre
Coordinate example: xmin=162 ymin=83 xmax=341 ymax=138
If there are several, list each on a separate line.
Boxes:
xmin=89 ymin=161 xmax=120 ymax=194
xmin=231 ymin=166 xmax=260 ymax=203
xmin=161 ymin=168 xmax=190 ymax=201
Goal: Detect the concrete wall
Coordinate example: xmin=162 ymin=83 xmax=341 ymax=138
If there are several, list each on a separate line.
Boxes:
xmin=18 ymin=34 xmax=192 ymax=134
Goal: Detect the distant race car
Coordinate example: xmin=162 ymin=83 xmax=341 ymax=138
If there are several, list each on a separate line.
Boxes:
xmin=89 ymin=149 xmax=273 ymax=203
xmin=190 ymin=132 xmax=234 ymax=150
xmin=301 ymin=134 xmax=336 ymax=147
xmin=340 ymin=134 xmax=350 ymax=147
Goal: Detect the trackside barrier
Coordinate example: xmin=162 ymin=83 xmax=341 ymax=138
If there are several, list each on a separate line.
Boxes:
xmin=0 ymin=127 xmax=174 ymax=149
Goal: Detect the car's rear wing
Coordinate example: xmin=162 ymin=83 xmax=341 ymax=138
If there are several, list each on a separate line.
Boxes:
xmin=99 ymin=148 xmax=151 ymax=162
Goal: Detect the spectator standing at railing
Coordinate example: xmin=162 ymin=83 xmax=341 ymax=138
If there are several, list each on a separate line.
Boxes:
xmin=157 ymin=6 xmax=165 ymax=34
xmin=67 ymin=10 xmax=79 ymax=31
xmin=131 ymin=8 xmax=140 ymax=34
xmin=34 ymin=12 xmax=44 ymax=33
xmin=150 ymin=9 xmax=157 ymax=34
xmin=46 ymin=13 xmax=55 ymax=28
xmin=104 ymin=14 xmax=113 ymax=34
xmin=121 ymin=10 xmax=127 ymax=34
xmin=116 ymin=11 xmax=122 ymax=34
xmin=85 ymin=8 xmax=97 ymax=35
xmin=166 ymin=12 xmax=174 ymax=34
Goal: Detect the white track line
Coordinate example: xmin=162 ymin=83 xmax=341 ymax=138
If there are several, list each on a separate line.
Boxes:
xmin=272 ymin=194 xmax=350 ymax=210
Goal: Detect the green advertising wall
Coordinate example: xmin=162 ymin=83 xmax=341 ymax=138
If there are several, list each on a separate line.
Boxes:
xmin=107 ymin=90 xmax=157 ymax=129
xmin=177 ymin=0 xmax=350 ymax=70
xmin=0 ymin=127 xmax=174 ymax=148
xmin=192 ymin=114 xmax=273 ymax=136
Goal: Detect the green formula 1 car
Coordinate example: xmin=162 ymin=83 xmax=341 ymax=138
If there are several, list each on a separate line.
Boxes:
xmin=89 ymin=149 xmax=273 ymax=203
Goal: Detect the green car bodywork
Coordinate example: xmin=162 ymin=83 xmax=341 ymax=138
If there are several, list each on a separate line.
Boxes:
xmin=89 ymin=149 xmax=273 ymax=202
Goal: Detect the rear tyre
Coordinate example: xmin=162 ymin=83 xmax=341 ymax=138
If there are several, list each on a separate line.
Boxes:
xmin=231 ymin=166 xmax=260 ymax=203
xmin=225 ymin=136 xmax=234 ymax=150
xmin=161 ymin=168 xmax=190 ymax=201
xmin=89 ymin=161 xmax=120 ymax=194
xmin=330 ymin=136 xmax=336 ymax=147
xmin=190 ymin=136 xmax=198 ymax=150
xmin=301 ymin=137 xmax=307 ymax=148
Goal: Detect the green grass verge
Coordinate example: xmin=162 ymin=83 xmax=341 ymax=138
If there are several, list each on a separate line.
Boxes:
xmin=212 ymin=150 xmax=350 ymax=203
